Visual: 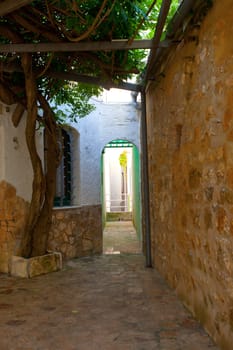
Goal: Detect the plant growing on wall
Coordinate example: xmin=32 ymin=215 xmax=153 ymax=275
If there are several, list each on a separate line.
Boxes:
xmin=119 ymin=150 xmax=128 ymax=210
xmin=0 ymin=0 xmax=179 ymax=258
xmin=119 ymin=150 xmax=128 ymax=170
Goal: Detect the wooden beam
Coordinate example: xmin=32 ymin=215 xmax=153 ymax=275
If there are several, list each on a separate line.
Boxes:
xmin=0 ymin=0 xmax=33 ymax=16
xmin=0 ymin=39 xmax=171 ymax=53
xmin=0 ymin=61 xmax=142 ymax=91
xmin=145 ymin=0 xmax=172 ymax=80
xmin=0 ymin=62 xmax=142 ymax=91
xmin=144 ymin=0 xmax=196 ymax=85
xmin=166 ymin=0 xmax=195 ymax=38
xmin=47 ymin=71 xmax=142 ymax=92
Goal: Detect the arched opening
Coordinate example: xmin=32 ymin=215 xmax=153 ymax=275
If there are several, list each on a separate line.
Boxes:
xmin=101 ymin=139 xmax=142 ymax=254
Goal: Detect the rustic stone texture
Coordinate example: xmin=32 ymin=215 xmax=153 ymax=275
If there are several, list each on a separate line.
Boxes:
xmin=9 ymin=256 xmax=28 ymax=278
xmin=48 ymin=205 xmax=102 ymax=260
xmin=0 ymin=181 xmax=29 ymax=273
xmin=146 ymin=1 xmax=233 ymax=349
xmin=10 ymin=253 xmax=62 ymax=278
xmin=0 ymin=181 xmax=102 ymax=271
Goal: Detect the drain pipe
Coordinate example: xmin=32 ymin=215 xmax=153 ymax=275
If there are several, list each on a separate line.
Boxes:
xmin=141 ymin=89 xmax=152 ymax=268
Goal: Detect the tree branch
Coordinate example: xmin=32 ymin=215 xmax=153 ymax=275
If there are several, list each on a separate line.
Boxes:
xmin=60 ymin=0 xmax=109 ymax=42
xmin=12 ymin=103 xmax=25 ymax=127
xmin=47 ymin=71 xmax=142 ymax=92
xmin=0 ymin=0 xmax=33 ymax=16
xmin=10 ymin=12 xmax=62 ymax=43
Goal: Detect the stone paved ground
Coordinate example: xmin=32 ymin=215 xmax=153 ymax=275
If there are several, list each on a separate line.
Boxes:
xmin=0 ymin=222 xmax=219 ymax=350
xmin=103 ymin=221 xmax=142 ymax=254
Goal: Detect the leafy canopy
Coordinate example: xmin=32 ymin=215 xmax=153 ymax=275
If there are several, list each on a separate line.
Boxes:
xmin=0 ymin=0 xmax=180 ymax=121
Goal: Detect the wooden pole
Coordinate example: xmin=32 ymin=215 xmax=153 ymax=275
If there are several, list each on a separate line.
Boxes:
xmin=0 ymin=0 xmax=33 ymax=16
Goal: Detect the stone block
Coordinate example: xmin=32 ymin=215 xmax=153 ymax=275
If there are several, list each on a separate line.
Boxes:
xmin=204 ymin=187 xmax=214 ymax=201
xmin=48 ymin=205 xmax=102 ymax=260
xmin=106 ymin=212 xmax=132 ymax=221
xmin=83 ymin=239 xmax=93 ymax=251
xmin=188 ymin=168 xmax=202 ymax=189
xmin=10 ymin=252 xmax=62 ymax=278
xmin=10 ymin=256 xmax=29 ymax=278
xmin=224 ymin=142 xmax=233 ymax=166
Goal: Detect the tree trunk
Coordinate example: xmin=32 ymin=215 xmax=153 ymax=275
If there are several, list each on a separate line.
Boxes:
xmin=18 ymin=54 xmax=61 ymax=258
xmin=30 ymin=95 xmax=60 ymax=257
xmin=19 ymin=53 xmax=45 ymax=258
xmin=0 ymin=32 xmax=61 ymax=258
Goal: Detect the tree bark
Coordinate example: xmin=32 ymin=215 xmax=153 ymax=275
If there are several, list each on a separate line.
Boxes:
xmin=0 ymin=28 xmax=60 ymax=258
xmin=19 ymin=53 xmax=45 ymax=258
xmin=30 ymin=95 xmax=60 ymax=257
xmin=12 ymin=103 xmax=25 ymax=127
xmin=17 ymin=53 xmax=61 ymax=258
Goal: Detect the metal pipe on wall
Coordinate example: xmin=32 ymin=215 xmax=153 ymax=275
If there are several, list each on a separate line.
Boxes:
xmin=140 ymin=90 xmax=152 ymax=268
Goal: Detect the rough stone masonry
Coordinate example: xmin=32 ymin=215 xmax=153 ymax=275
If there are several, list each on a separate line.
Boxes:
xmin=0 ymin=181 xmax=29 ymax=273
xmin=146 ymin=1 xmax=233 ymax=348
xmin=0 ymin=180 xmax=102 ymax=273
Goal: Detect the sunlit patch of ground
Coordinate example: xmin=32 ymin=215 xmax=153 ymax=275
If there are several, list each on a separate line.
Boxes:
xmin=103 ymin=221 xmax=142 ymax=255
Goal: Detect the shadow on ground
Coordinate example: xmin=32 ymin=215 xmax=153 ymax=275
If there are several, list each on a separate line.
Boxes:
xmin=0 ymin=248 xmax=218 ymax=349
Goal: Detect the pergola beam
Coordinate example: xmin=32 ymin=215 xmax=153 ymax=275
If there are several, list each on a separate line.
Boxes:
xmin=0 ymin=0 xmax=33 ymax=16
xmin=0 ymin=39 xmax=172 ymax=53
xmin=144 ymin=0 xmax=196 ymax=85
xmin=48 ymin=71 xmax=142 ymax=92
xmin=0 ymin=61 xmax=141 ymax=91
xmin=166 ymin=0 xmax=196 ymax=38
xmin=145 ymin=0 xmax=172 ymax=80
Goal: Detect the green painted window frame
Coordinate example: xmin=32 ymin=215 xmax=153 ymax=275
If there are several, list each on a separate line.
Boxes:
xmin=54 ymin=129 xmax=72 ymax=207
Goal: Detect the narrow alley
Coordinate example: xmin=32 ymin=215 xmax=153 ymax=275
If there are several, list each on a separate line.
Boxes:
xmin=0 ymin=223 xmax=218 ymax=349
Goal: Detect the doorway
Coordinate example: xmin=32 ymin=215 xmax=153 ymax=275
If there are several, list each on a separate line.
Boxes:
xmin=101 ymin=139 xmax=142 ymax=254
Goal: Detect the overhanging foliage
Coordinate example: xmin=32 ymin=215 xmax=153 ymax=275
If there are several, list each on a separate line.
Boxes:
xmin=0 ymin=0 xmax=179 ymax=119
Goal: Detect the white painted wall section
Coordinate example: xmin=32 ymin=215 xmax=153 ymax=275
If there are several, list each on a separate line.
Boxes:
xmin=104 ymin=147 xmax=133 ymax=212
xmin=0 ymin=103 xmax=44 ymax=202
xmin=72 ymin=89 xmax=140 ymax=206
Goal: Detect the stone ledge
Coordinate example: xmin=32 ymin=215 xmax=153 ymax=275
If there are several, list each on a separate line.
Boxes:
xmin=106 ymin=212 xmax=132 ymax=221
xmin=10 ymin=252 xmax=62 ymax=278
xmin=52 ymin=204 xmax=101 ymax=211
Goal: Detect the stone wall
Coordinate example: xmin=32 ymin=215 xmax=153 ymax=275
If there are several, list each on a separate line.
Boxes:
xmin=48 ymin=205 xmax=102 ymax=259
xmin=146 ymin=1 xmax=233 ymax=348
xmin=0 ymin=181 xmax=102 ymax=272
xmin=0 ymin=181 xmax=29 ymax=273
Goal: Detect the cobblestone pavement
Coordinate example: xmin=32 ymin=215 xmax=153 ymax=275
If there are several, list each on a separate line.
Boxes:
xmin=0 ymin=223 xmax=219 ymax=350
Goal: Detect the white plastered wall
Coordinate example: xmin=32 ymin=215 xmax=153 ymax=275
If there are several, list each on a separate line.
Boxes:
xmin=72 ymin=89 xmax=140 ymax=206
xmin=0 ymin=103 xmax=44 ymax=202
xmin=104 ymin=147 xmax=133 ymax=212
xmin=0 ymin=91 xmax=140 ymax=207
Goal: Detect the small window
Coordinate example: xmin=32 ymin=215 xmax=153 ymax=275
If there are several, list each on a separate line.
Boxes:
xmin=54 ymin=129 xmax=72 ymax=207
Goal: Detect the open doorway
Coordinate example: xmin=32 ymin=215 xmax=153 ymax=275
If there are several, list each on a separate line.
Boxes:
xmin=101 ymin=139 xmax=142 ymax=254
